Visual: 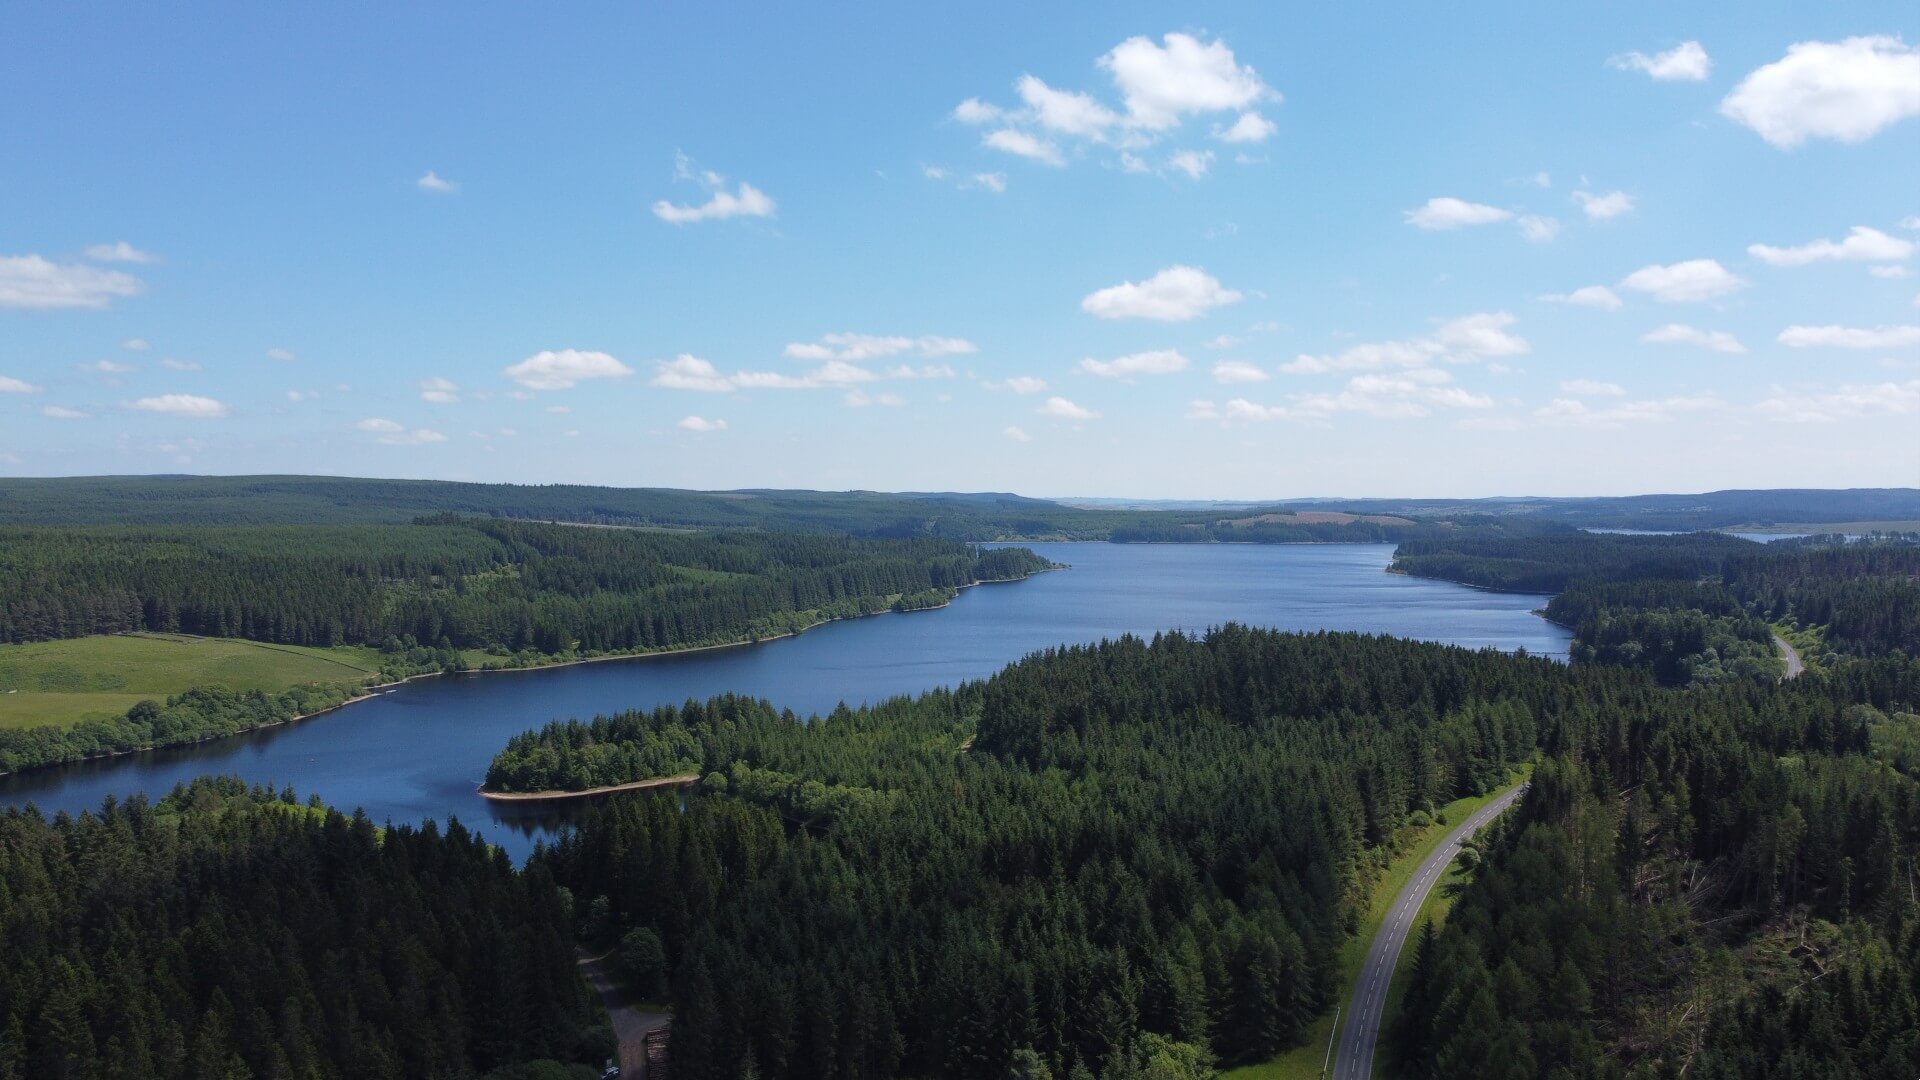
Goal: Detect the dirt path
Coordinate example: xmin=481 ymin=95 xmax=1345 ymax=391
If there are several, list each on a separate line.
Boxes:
xmin=578 ymin=951 xmax=669 ymax=1077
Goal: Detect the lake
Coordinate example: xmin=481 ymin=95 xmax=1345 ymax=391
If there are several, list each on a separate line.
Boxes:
xmin=0 ymin=542 xmax=1570 ymax=860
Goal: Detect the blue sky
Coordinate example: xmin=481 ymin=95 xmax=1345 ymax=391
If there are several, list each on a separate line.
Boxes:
xmin=4 ymin=2 xmax=1919 ymax=497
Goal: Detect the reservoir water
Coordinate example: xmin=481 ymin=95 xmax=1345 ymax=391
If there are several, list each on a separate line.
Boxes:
xmin=0 ymin=543 xmax=1571 ymax=860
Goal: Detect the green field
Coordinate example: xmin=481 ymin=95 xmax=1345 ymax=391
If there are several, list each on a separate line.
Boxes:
xmin=0 ymin=634 xmax=387 ymax=731
xmin=1223 ymin=766 xmax=1530 ymax=1080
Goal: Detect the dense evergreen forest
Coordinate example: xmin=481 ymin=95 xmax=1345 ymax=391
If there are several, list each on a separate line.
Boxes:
xmin=0 ymin=519 xmax=1053 ymax=773
xmin=0 ymin=777 xmax=609 ymax=1080
xmin=509 ymin=628 xmax=1617 ymax=1077
xmin=3 ymin=475 xmax=1913 ymax=536
xmin=1395 ymin=528 xmax=1920 ymax=685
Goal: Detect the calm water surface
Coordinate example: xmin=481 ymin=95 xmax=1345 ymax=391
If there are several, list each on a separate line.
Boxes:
xmin=0 ymin=543 xmax=1570 ymax=860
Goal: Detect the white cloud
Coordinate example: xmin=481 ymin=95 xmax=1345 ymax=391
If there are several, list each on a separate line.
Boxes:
xmin=653 ymin=182 xmax=775 ymax=224
xmin=1099 ymin=33 xmax=1273 ymax=130
xmin=973 ymin=172 xmax=1007 ymax=193
xmin=783 ymin=333 xmax=977 ymax=362
xmin=1721 ymin=36 xmax=1920 ymax=148
xmin=994 ymin=376 xmax=1048 ymax=395
xmin=1405 ymin=197 xmax=1513 ymax=230
xmin=1619 ymin=259 xmax=1747 ymax=302
xmin=84 ymin=241 xmax=158 ymax=264
xmin=1284 ymin=312 xmax=1529 ymax=374
xmin=130 ymin=394 xmax=227 ymax=417
xmin=1778 ymin=324 xmax=1920 ymax=349
xmin=1081 ymin=265 xmax=1243 ymax=321
xmin=1017 ymin=75 xmax=1121 ymax=136
xmin=1079 ymin=349 xmax=1189 ymax=378
xmin=357 ymin=417 xmax=445 ymax=444
xmin=651 ymin=354 xmax=735 ymax=393
xmin=504 ymin=349 xmax=634 ymax=390
xmin=1215 ymin=111 xmax=1276 ymax=143
xmin=1609 ymin=41 xmax=1712 ymax=81
xmin=1642 ymin=323 xmax=1748 ymax=353
xmin=0 ymin=376 xmax=42 ymax=393
xmin=41 ymin=405 xmax=87 ymax=419
xmin=1518 ymin=215 xmax=1561 ymax=243
xmin=1561 ymin=379 xmax=1626 ymax=396
xmin=1002 ymin=425 xmax=1032 ymax=442
xmin=886 ymin=363 xmax=957 ymax=379
xmin=1168 ymin=149 xmax=1214 ymax=178
xmin=1038 ymin=396 xmax=1098 ymax=420
xmin=1212 ymin=360 xmax=1270 ymax=384
xmin=1535 ymin=394 xmax=1721 ymax=428
xmin=1757 ymin=379 xmax=1920 ymax=422
xmin=843 ymin=389 xmax=905 ymax=407
xmin=953 ymin=98 xmax=1004 ymax=125
xmin=286 ymin=390 xmax=317 ymax=402
xmin=544 ymin=405 xmax=570 ymax=414
xmin=1871 ymin=264 xmax=1913 ymax=279
xmin=159 ymin=357 xmax=201 ymax=371
xmin=678 ymin=415 xmax=728 ymax=432
xmin=1572 ymin=190 xmax=1634 ymax=220
xmin=266 ymin=348 xmax=297 ymax=362
xmin=417 ymin=170 xmax=458 ymax=194
xmin=420 ymin=376 xmax=460 ymax=403
xmin=0 ymin=254 xmax=143 ymax=309
xmin=121 ymin=337 xmax=150 ymax=351
xmin=1192 ymin=370 xmax=1491 ymax=424
xmin=1749 ymin=226 xmax=1915 ymax=267
xmin=983 ymin=128 xmax=1064 ymax=166
xmin=1541 ymin=285 xmax=1624 ymax=310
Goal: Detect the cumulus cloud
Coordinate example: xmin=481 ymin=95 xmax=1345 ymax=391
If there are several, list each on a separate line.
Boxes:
xmin=843 ymin=389 xmax=905 ymax=408
xmin=1081 ymin=265 xmax=1242 ymax=321
xmin=1749 ymin=226 xmax=1915 ymax=266
xmin=1561 ymin=379 xmax=1626 ymax=396
xmin=84 ymin=241 xmax=158 ymax=264
xmin=420 ymin=376 xmax=460 ymax=403
xmin=953 ymin=98 xmax=1004 ymax=125
xmin=1572 ymin=190 xmax=1634 ymax=220
xmin=1038 ymin=396 xmax=1098 ymax=420
xmin=1642 ymin=323 xmax=1748 ymax=353
xmin=88 ymin=360 xmax=135 ymax=375
xmin=417 ymin=170 xmax=458 ymax=194
xmin=1721 ymin=37 xmax=1920 ymax=148
xmin=678 ymin=415 xmax=728 ymax=432
xmin=266 ymin=348 xmax=297 ymax=362
xmin=41 ymin=405 xmax=88 ymax=419
xmin=1215 ymin=112 xmax=1276 ymax=143
xmin=1003 ymin=425 xmax=1032 ymax=442
xmin=1283 ymin=313 xmax=1529 ymax=375
xmin=0 ymin=254 xmax=143 ymax=309
xmin=1518 ymin=215 xmax=1561 ymax=243
xmin=651 ymin=354 xmax=736 ymax=392
xmin=1619 ymin=259 xmax=1747 ymax=302
xmin=357 ymin=417 xmax=446 ymax=444
xmin=783 ymin=333 xmax=976 ymax=362
xmin=160 ymin=357 xmax=201 ymax=371
xmin=973 ymin=172 xmax=1008 ymax=193
xmin=504 ymin=349 xmax=635 ymax=390
xmin=1191 ymin=369 xmax=1491 ymax=424
xmin=1017 ymin=75 xmax=1121 ymax=136
xmin=1541 ymin=285 xmax=1624 ymax=310
xmin=653 ymin=181 xmax=775 ymax=224
xmin=1101 ymin=33 xmax=1273 ymax=130
xmin=1079 ymin=349 xmax=1189 ymax=378
xmin=1757 ymin=379 xmax=1920 ymax=422
xmin=1405 ymin=197 xmax=1513 ymax=230
xmin=130 ymin=394 xmax=228 ymax=417
xmin=1871 ymin=265 xmax=1912 ymax=279
xmin=1778 ymin=324 xmax=1920 ymax=349
xmin=1212 ymin=360 xmax=1270 ymax=384
xmin=1609 ymin=41 xmax=1712 ymax=81
xmin=983 ymin=128 xmax=1064 ymax=165
xmin=0 ymin=375 xmax=41 ymax=393
xmin=1168 ymin=149 xmax=1215 ymax=178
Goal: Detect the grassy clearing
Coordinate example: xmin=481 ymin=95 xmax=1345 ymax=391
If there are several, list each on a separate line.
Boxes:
xmin=1223 ymin=765 xmax=1531 ymax=1080
xmin=0 ymin=634 xmax=385 ymax=731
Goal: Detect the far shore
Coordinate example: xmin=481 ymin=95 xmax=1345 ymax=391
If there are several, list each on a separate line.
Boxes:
xmin=480 ymin=773 xmax=701 ymax=802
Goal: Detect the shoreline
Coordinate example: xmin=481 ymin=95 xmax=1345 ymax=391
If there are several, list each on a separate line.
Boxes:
xmin=0 ymin=570 xmax=1058 ymax=779
xmin=480 ymin=773 xmax=701 ymax=802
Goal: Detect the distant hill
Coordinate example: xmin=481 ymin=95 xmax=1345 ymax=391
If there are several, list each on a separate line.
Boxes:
xmin=0 ymin=475 xmax=1913 ymax=537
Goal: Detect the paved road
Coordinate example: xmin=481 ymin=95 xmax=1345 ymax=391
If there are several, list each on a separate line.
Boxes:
xmin=1774 ymin=633 xmax=1805 ymax=679
xmin=1330 ymin=782 xmax=1528 ymax=1080
xmin=578 ymin=951 xmax=669 ymax=1078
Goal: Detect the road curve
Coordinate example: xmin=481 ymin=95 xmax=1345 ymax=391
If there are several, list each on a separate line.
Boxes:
xmin=578 ymin=951 xmax=669 ymax=1077
xmin=1774 ymin=633 xmax=1805 ymax=679
xmin=1330 ymin=781 xmax=1529 ymax=1080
